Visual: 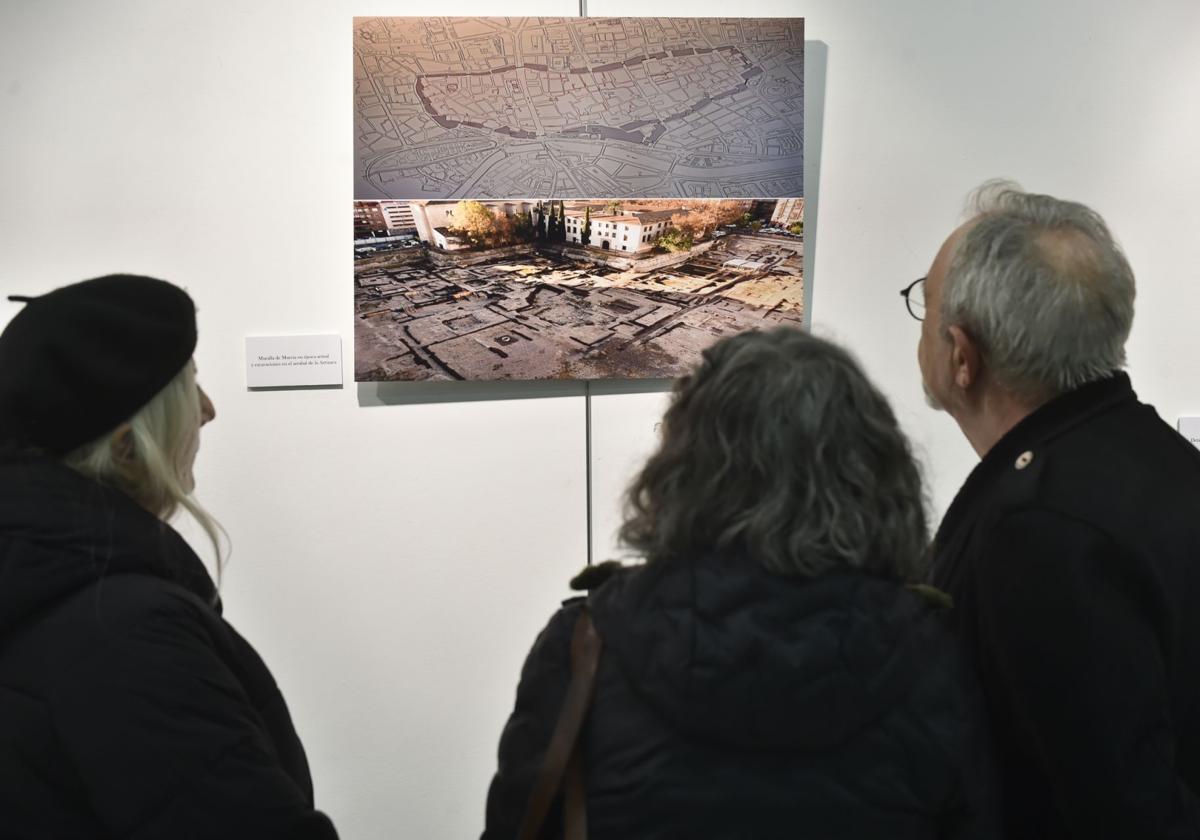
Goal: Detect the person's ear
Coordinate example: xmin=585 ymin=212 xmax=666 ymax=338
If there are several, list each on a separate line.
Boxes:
xmin=947 ymin=324 xmax=982 ymax=392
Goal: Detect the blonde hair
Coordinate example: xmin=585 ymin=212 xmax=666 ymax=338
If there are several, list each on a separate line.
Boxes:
xmin=62 ymin=361 xmax=225 ymax=584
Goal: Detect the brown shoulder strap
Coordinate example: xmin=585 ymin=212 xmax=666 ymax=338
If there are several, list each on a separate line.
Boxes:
xmin=517 ymin=607 xmax=602 ymax=840
xmin=563 ymin=741 xmax=588 ymax=840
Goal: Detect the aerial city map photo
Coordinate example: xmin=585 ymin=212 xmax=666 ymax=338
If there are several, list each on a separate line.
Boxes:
xmin=353 ymin=17 xmax=804 ymax=381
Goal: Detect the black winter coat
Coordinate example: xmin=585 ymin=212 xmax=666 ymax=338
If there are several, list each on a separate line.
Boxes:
xmin=0 ymin=449 xmax=338 ymax=839
xmin=483 ymin=553 xmax=1000 ymax=840
xmin=930 ymin=373 xmax=1200 ymax=839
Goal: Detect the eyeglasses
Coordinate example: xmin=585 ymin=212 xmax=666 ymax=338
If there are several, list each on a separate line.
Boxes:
xmin=900 ymin=277 xmax=925 ymax=321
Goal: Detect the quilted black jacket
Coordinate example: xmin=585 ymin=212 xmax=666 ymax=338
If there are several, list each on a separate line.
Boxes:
xmin=483 ymin=554 xmax=1001 ymax=840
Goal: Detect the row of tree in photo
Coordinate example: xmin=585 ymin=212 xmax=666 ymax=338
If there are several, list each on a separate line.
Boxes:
xmin=444 ymin=199 xmax=799 ymax=252
xmin=447 ymin=200 xmax=595 ymax=248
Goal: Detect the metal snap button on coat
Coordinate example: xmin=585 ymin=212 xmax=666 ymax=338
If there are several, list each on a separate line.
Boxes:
xmin=1015 ymin=450 xmax=1034 ymax=470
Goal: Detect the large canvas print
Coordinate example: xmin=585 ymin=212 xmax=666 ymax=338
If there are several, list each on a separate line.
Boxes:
xmin=353 ymin=17 xmax=804 ymax=382
xmin=354 ymin=17 xmax=803 ymax=200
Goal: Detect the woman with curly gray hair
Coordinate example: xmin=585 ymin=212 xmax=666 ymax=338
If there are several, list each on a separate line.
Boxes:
xmin=483 ymin=327 xmax=999 ymax=840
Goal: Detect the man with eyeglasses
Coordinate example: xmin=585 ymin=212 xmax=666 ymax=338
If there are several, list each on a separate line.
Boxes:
xmin=910 ymin=181 xmax=1200 ymax=839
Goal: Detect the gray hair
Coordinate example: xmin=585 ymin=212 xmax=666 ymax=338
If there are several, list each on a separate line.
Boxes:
xmin=943 ymin=180 xmax=1136 ymax=401
xmin=620 ymin=328 xmax=929 ymax=580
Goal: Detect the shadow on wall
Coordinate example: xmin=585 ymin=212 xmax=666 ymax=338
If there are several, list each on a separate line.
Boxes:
xmin=357 ymin=377 xmax=673 ymax=408
xmin=804 ymin=40 xmax=827 ymax=330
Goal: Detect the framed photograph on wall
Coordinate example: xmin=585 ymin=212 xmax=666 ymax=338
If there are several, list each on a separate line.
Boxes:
xmin=353 ymin=17 xmax=804 ymax=381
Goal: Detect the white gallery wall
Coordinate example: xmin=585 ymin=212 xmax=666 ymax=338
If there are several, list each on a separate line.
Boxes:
xmin=1 ymin=0 xmax=1198 ymax=836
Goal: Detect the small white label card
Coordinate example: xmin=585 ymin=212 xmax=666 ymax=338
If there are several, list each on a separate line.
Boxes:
xmin=1177 ymin=417 xmax=1200 ymax=450
xmin=246 ymin=335 xmax=342 ymax=388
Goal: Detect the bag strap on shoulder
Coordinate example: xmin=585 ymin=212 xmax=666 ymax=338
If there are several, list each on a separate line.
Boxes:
xmin=517 ymin=606 xmax=603 ymax=840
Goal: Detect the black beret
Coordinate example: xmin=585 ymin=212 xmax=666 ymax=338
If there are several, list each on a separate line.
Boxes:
xmin=0 ymin=274 xmax=197 ymax=455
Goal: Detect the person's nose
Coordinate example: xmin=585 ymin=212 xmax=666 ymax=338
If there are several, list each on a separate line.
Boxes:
xmin=198 ymin=385 xmax=216 ymax=426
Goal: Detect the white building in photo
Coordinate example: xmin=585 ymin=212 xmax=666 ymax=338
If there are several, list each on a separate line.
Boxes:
xmin=430 ymin=227 xmax=472 ymax=251
xmin=770 ymin=198 xmax=805 ymax=227
xmin=380 ymin=201 xmax=415 ymax=232
xmin=562 ymin=208 xmax=679 ymax=253
xmin=354 ymin=200 xmax=417 ymax=236
xmin=410 ymin=200 xmax=537 ymax=247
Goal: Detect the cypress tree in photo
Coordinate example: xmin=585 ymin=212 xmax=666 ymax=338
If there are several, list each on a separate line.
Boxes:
xmin=581 ymin=206 xmax=591 ymax=246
